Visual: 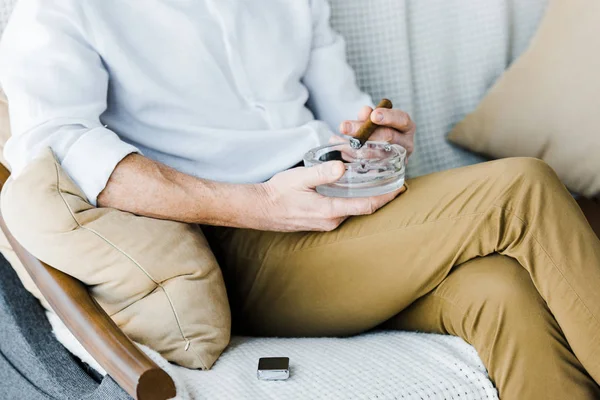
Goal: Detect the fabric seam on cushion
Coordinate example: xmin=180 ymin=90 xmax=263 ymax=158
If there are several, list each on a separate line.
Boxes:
xmin=110 ymin=271 xmax=204 ymax=316
xmin=52 ymin=159 xmax=206 ymax=369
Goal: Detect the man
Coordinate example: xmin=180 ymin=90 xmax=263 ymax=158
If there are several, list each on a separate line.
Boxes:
xmin=1 ymin=1 xmax=600 ymax=398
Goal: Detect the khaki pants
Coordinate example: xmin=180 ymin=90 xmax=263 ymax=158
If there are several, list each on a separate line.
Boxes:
xmin=206 ymin=158 xmax=600 ymax=400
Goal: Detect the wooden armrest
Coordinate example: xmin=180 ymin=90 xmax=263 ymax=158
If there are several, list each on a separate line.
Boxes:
xmin=0 ymin=168 xmax=176 ymax=400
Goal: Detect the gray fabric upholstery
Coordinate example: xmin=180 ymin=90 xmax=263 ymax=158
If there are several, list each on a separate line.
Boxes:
xmin=0 ymin=0 xmax=15 ymax=35
xmin=83 ymin=377 xmax=132 ymax=400
xmin=0 ymin=254 xmax=131 ymax=399
xmin=328 ymin=0 xmax=548 ymax=177
xmin=0 ymin=353 xmax=52 ymax=400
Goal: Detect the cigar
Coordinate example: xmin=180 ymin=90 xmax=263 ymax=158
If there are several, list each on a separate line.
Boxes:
xmin=349 ymin=98 xmax=393 ymax=149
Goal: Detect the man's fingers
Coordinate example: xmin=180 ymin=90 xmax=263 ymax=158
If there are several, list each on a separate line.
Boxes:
xmin=328 ymin=197 xmax=374 ymax=218
xmin=318 ymin=216 xmax=348 ymax=232
xmin=297 ymin=161 xmax=345 ymax=188
xmin=339 ymin=120 xmax=365 ymax=136
xmin=358 ymin=106 xmax=373 ymax=121
xmin=336 ymin=122 xmax=414 ymax=158
xmin=371 ymin=108 xmax=413 ymax=132
xmin=328 ymin=134 xmax=347 ymax=144
xmin=371 ymin=129 xmax=414 ymax=154
xmin=339 ymin=106 xmax=374 ymax=135
xmin=342 ymin=110 xmax=415 ymax=138
xmin=367 ymin=128 xmax=396 ymax=143
xmin=327 ymin=185 xmax=406 ymax=218
xmin=365 ymin=186 xmax=406 ymax=210
xmin=378 ymin=185 xmax=407 ymax=202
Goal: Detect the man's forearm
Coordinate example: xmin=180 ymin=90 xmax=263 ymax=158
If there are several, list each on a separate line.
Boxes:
xmin=97 ymin=154 xmax=268 ymax=227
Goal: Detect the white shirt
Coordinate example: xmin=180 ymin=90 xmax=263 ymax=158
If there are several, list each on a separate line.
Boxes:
xmin=0 ymin=0 xmax=372 ymax=205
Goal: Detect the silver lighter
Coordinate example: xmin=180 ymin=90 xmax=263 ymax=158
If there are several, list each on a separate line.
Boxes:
xmin=257 ymin=357 xmax=290 ymax=381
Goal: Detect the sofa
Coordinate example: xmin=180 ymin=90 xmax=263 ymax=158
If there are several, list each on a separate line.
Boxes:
xmin=4 ymin=0 xmax=600 ymax=399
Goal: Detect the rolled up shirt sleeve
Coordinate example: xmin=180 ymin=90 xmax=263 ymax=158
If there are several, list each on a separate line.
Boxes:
xmin=0 ymin=0 xmax=139 ymax=205
xmin=302 ymin=0 xmax=374 ymax=132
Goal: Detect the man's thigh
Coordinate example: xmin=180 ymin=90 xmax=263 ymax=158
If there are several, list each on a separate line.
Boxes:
xmin=207 ymin=159 xmax=532 ymax=337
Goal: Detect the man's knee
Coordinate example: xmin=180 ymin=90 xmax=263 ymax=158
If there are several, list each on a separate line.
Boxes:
xmin=492 ymin=157 xmax=560 ymax=186
xmin=479 ymin=269 xmax=544 ymax=321
xmin=474 ymin=270 xmax=556 ymax=352
xmin=448 ymin=257 xmax=551 ymax=334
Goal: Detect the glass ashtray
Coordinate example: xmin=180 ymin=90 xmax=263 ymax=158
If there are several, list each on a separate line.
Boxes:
xmin=303 ymin=141 xmax=406 ymax=198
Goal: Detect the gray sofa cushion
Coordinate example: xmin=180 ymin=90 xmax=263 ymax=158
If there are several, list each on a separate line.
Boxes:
xmin=0 ymin=253 xmax=130 ymax=399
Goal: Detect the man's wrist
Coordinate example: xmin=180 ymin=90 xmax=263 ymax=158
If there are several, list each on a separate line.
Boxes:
xmin=196 ymin=182 xmax=271 ymax=229
xmin=228 ymin=183 xmax=271 ymax=229
xmin=98 ymin=152 xmax=275 ymax=229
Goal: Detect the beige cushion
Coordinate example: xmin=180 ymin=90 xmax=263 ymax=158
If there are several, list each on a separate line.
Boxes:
xmin=0 ymin=88 xmax=38 ymax=308
xmin=0 ymin=227 xmax=52 ymax=310
xmin=0 ymin=88 xmax=10 ymax=170
xmin=1 ymin=148 xmax=231 ymax=369
xmin=448 ymin=0 xmax=600 ymax=198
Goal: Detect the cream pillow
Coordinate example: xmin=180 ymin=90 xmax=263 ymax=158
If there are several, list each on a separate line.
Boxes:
xmin=448 ymin=0 xmax=600 ymax=197
xmin=0 ymin=89 xmax=43 ymax=308
xmin=0 ymin=88 xmax=10 ymax=169
xmin=1 ymin=148 xmax=231 ymax=369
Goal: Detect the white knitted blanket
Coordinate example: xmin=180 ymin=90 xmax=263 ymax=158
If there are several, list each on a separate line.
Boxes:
xmin=48 ymin=312 xmax=498 ymax=400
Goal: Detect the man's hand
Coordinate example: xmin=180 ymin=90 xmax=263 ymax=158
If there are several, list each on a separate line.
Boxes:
xmin=257 ymin=161 xmax=405 ymax=232
xmin=338 ymin=106 xmax=416 ymax=158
